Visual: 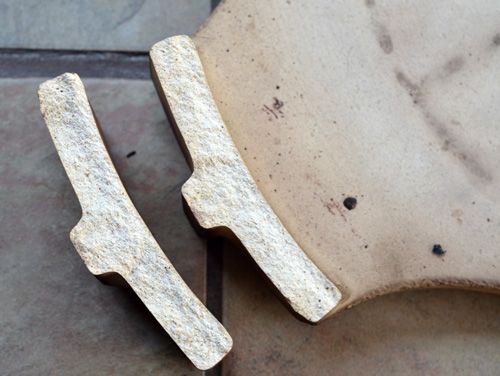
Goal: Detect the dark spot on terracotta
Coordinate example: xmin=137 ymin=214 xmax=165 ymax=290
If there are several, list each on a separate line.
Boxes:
xmin=443 ymin=56 xmax=465 ymax=76
xmin=365 ymin=0 xmax=375 ymax=7
xmin=364 ymin=245 xmax=369 ymax=249
xmin=343 ymin=197 xmax=357 ymax=210
xmin=377 ymin=28 xmax=393 ymax=54
xmin=263 ymin=97 xmax=285 ymax=120
xmin=273 ymin=97 xmax=284 ymax=110
xmin=226 ymin=48 xmax=230 ymax=52
xmin=325 ymin=199 xmax=348 ymax=222
xmin=395 ymin=71 xmax=422 ymax=101
xmin=487 ymin=218 xmax=491 ymax=222
xmin=263 ymin=104 xmax=278 ymax=119
xmin=276 ymin=85 xmax=280 ymax=90
xmin=126 ymin=151 xmax=136 ymax=158
xmin=492 ymin=33 xmax=500 ymax=47
xmin=432 ymin=244 xmax=446 ymax=256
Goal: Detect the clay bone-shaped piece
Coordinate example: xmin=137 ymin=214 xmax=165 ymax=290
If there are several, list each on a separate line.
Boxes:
xmin=150 ymin=36 xmax=342 ymax=323
xmin=38 ymin=73 xmax=232 ymax=370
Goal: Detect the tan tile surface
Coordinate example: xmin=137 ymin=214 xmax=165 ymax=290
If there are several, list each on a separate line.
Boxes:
xmin=222 ymin=243 xmax=500 ymax=376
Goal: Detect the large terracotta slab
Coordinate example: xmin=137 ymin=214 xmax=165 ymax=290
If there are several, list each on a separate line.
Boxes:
xmin=194 ymin=0 xmax=500 ymax=312
xmin=0 ymin=78 xmax=205 ymax=374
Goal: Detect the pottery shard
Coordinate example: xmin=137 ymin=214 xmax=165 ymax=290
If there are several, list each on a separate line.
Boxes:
xmin=150 ymin=36 xmax=342 ymax=323
xmin=38 ymin=73 xmax=232 ymax=370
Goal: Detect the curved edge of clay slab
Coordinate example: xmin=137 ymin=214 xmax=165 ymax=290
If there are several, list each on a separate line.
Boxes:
xmin=150 ymin=36 xmax=342 ymax=323
xmin=38 ymin=73 xmax=232 ymax=370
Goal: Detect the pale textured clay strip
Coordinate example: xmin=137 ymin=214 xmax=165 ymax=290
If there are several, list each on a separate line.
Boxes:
xmin=38 ymin=73 xmax=232 ymax=370
xmin=150 ymin=36 xmax=342 ymax=322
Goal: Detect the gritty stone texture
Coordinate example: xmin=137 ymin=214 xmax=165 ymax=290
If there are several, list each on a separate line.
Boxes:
xmin=38 ymin=73 xmax=232 ymax=370
xmin=150 ymin=36 xmax=341 ymax=323
xmin=222 ymin=244 xmax=500 ymax=376
xmin=0 ymin=0 xmax=211 ymax=51
xmin=0 ymin=78 xmax=207 ymax=375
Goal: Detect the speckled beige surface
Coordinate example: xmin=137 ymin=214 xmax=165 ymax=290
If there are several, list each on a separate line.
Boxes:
xmin=151 ymin=36 xmax=341 ymax=323
xmin=193 ymin=0 xmax=500 ymax=311
xmin=38 ymin=73 xmax=231 ymax=370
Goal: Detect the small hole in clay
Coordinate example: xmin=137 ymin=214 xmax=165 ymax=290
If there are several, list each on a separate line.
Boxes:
xmin=343 ymin=197 xmax=357 ymax=210
xmin=432 ymin=244 xmax=446 ymax=256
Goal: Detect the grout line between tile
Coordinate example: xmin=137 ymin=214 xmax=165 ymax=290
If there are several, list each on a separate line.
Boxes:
xmin=205 ymin=237 xmax=225 ymax=376
xmin=0 ymin=49 xmax=149 ymax=79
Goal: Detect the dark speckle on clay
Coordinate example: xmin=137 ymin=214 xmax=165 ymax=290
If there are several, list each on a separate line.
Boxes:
xmin=432 ymin=244 xmax=446 ymax=256
xmin=377 ymin=26 xmax=393 ymax=54
xmin=492 ymin=33 xmax=500 ymax=47
xmin=443 ymin=56 xmax=465 ymax=76
xmin=343 ymin=197 xmax=357 ymax=210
